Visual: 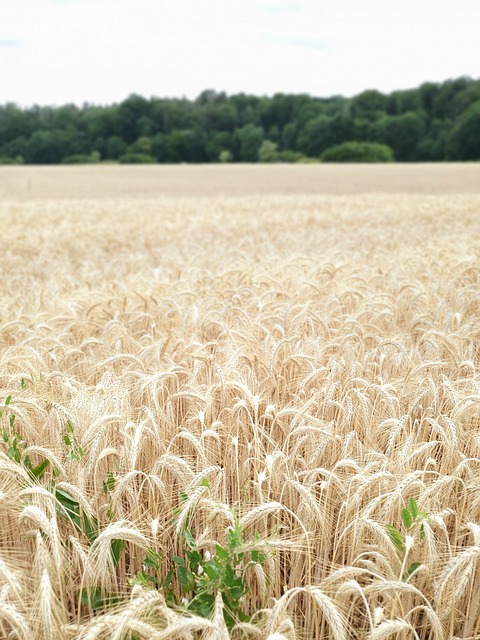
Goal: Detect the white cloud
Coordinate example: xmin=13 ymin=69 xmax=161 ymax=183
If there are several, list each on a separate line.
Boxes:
xmin=0 ymin=0 xmax=479 ymax=105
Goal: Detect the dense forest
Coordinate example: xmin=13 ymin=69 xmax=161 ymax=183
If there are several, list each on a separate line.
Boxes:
xmin=0 ymin=76 xmax=479 ymax=164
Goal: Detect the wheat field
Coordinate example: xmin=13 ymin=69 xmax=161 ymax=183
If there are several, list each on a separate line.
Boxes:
xmin=0 ymin=165 xmax=480 ymax=639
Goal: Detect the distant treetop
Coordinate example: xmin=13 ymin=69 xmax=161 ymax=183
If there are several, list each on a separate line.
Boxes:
xmin=0 ymin=76 xmax=479 ymax=164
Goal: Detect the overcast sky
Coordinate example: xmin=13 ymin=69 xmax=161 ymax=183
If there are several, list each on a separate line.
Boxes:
xmin=1 ymin=0 xmax=479 ymax=106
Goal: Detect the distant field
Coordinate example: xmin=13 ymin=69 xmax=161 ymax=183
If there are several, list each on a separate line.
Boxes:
xmin=0 ymin=167 xmax=479 ymax=639
xmin=0 ymin=162 xmax=480 ymax=200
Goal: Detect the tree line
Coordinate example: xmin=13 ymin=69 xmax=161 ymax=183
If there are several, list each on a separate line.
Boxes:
xmin=0 ymin=76 xmax=479 ymax=164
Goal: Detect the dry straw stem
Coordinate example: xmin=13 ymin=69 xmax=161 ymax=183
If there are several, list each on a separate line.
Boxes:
xmin=0 ymin=167 xmax=479 ymax=637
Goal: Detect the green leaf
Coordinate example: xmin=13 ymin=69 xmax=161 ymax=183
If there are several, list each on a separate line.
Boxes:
xmin=186 ymin=549 xmax=201 ymax=569
xmin=404 ymin=561 xmax=422 ymax=580
xmin=419 ymin=523 xmax=425 ymax=541
xmin=5 ymin=396 xmax=11 ymax=406
xmin=172 ymin=555 xmax=185 ymax=566
xmin=144 ymin=548 xmax=162 ymax=571
xmin=386 ymin=525 xmax=405 ymax=554
xmin=230 ymin=587 xmax=243 ymax=600
xmin=200 ymin=477 xmax=210 ymax=488
xmin=82 ymin=513 xmax=99 ymax=544
xmin=224 ymin=563 xmax=235 ymax=587
xmin=184 ymin=528 xmax=196 ymax=550
xmin=222 ymin=600 xmax=235 ymax=630
xmin=215 ymin=544 xmax=228 ymax=560
xmin=227 ymin=524 xmax=242 ymax=551
xmin=80 ymin=587 xmax=104 ymax=610
xmin=129 ymin=571 xmax=149 ymax=587
xmin=408 ymin=497 xmax=418 ymax=519
xmin=63 ymin=435 xmax=71 ymax=446
xmin=163 ymin=569 xmax=174 ymax=590
xmin=402 ymin=508 xmax=413 ymax=530
xmin=238 ymin=610 xmax=250 ymax=623
xmin=29 ymin=458 xmax=50 ymax=480
xmin=177 ymin=565 xmax=194 ymax=591
xmin=111 ymin=538 xmax=125 ymax=567
xmin=20 ymin=378 xmax=26 ymax=390
xmin=192 ymin=592 xmax=214 ymax=618
xmin=204 ymin=562 xmax=220 ymax=580
xmin=55 ymin=488 xmax=80 ymax=521
xmin=103 ymin=472 xmax=115 ymax=494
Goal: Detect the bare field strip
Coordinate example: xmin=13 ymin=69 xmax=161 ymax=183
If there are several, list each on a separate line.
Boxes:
xmin=0 ymin=167 xmax=480 ymax=638
xmin=1 ymin=162 xmax=480 ymax=200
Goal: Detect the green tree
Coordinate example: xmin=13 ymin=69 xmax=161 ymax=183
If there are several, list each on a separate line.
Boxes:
xmin=374 ymin=112 xmax=427 ymax=161
xmin=321 ymin=141 xmax=394 ymax=163
xmin=106 ymin=136 xmax=127 ymax=160
xmin=299 ymin=115 xmax=334 ymax=156
xmin=235 ymin=124 xmax=264 ymax=162
xmin=447 ymin=101 xmax=480 ymax=160
xmin=351 ymin=89 xmax=388 ymax=120
xmin=127 ymin=136 xmax=153 ymax=156
xmin=218 ymin=149 xmax=233 ymax=163
xmin=281 ymin=122 xmax=297 ymax=150
xmin=417 ymin=119 xmax=451 ymax=160
xmin=163 ymin=129 xmax=207 ymax=163
xmin=116 ymin=94 xmax=150 ymax=143
xmin=205 ymin=131 xmax=234 ymax=162
xmin=299 ymin=113 xmax=353 ymax=157
xmin=118 ymin=153 xmax=155 ymax=164
xmin=258 ymin=139 xmax=278 ymax=163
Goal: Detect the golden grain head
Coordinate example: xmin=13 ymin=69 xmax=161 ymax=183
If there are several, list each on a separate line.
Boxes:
xmin=0 ymin=165 xmax=479 ymax=638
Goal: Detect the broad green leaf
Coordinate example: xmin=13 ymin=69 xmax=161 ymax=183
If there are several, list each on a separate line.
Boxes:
xmin=144 ymin=548 xmax=162 ymax=570
xmin=81 ymin=587 xmax=104 ymax=610
xmin=224 ymin=563 xmax=234 ymax=586
xmin=227 ymin=525 xmax=242 ymax=551
xmin=184 ymin=528 xmax=196 ymax=550
xmin=110 ymin=538 xmax=125 ymax=566
xmin=204 ymin=562 xmax=220 ymax=580
xmin=163 ymin=569 xmax=174 ymax=590
xmin=386 ymin=525 xmax=405 ymax=554
xmin=55 ymin=488 xmax=80 ymax=528
xmin=193 ymin=592 xmax=214 ymax=617
xmin=408 ymin=497 xmax=418 ymax=519
xmin=103 ymin=472 xmax=115 ymax=494
xmin=30 ymin=459 xmax=50 ymax=480
xmin=404 ymin=561 xmax=421 ymax=580
xmin=215 ymin=544 xmax=228 ymax=560
xmin=402 ymin=508 xmax=413 ymax=530
xmin=229 ymin=585 xmax=243 ymax=600
xmin=129 ymin=572 xmax=149 ymax=586
xmin=82 ymin=513 xmax=98 ymax=544
xmin=177 ymin=565 xmax=194 ymax=591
